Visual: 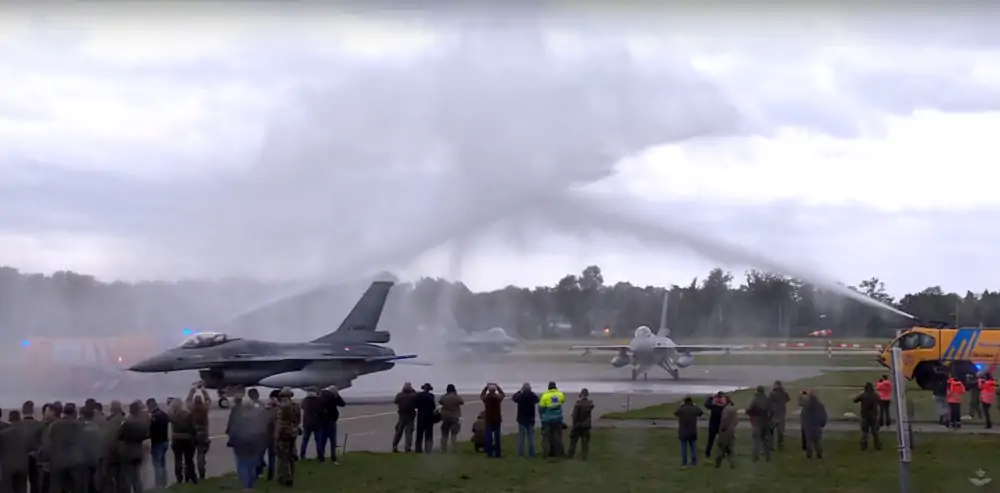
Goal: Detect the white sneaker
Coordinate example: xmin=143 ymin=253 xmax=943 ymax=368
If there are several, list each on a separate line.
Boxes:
xmin=332 ymin=461 xmax=340 ymax=465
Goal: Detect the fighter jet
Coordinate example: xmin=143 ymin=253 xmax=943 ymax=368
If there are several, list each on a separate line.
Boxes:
xmin=572 ymin=293 xmax=745 ymax=380
xmin=128 ymin=281 xmax=421 ymax=400
xmin=446 ymin=327 xmax=519 ymax=355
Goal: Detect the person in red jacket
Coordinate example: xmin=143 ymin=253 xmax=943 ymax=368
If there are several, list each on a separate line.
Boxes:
xmin=979 ymin=373 xmax=996 ymax=429
xmin=875 ymin=376 xmax=893 ymax=426
xmin=946 ymin=375 xmax=966 ymax=428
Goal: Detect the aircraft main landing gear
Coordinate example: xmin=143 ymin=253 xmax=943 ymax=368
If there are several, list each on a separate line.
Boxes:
xmin=631 ymin=368 xmax=638 ymax=381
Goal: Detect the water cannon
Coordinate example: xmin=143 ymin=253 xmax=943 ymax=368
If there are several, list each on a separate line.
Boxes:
xmin=924 ymin=320 xmax=955 ymax=329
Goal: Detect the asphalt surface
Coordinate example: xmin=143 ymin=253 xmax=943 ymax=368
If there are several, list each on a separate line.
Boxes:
xmin=601 ymin=419 xmax=1000 ymax=434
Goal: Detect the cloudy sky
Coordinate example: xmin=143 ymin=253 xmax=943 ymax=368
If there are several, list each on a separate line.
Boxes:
xmin=1 ymin=4 xmax=999 ymax=298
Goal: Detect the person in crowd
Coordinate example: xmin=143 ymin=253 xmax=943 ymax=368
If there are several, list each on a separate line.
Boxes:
xmin=299 ymin=388 xmax=322 ymax=459
xmin=415 ymin=383 xmax=438 ymax=454
xmin=37 ymin=401 xmax=63 ymax=493
xmin=118 ymin=400 xmax=151 ymax=493
xmin=703 ymin=391 xmax=727 ymax=458
xmin=946 ymin=373 xmax=966 ymax=428
xmin=275 ymin=387 xmax=302 ymax=487
xmin=438 ymin=384 xmax=464 ymax=453
xmin=481 ymin=382 xmax=506 ymax=458
xmin=147 ymin=398 xmax=171 ymax=489
xmin=539 ymin=381 xmax=566 ymax=459
xmin=319 ymin=385 xmax=346 ymax=463
xmin=875 ymin=376 xmax=893 ymax=426
xmin=45 ymin=402 xmax=87 ymax=493
xmin=1 ymin=409 xmax=31 ymax=493
xmin=247 ymin=388 xmax=263 ymax=408
xmin=567 ymin=388 xmax=594 ymax=460
xmin=189 ymin=393 xmax=212 ymax=481
xmin=800 ymin=390 xmax=828 ymax=459
xmin=512 ymin=382 xmax=540 ymax=457
xmin=768 ymin=381 xmax=790 ymax=451
xmin=471 ymin=411 xmax=487 ymax=453
xmin=968 ymin=373 xmax=983 ymax=420
xmin=979 ymin=373 xmax=996 ymax=429
xmin=19 ymin=401 xmax=43 ymax=493
xmin=168 ymin=398 xmax=198 ymax=484
xmin=258 ymin=394 xmax=279 ymax=481
xmin=853 ymin=382 xmax=882 ymax=451
xmin=931 ymin=369 xmax=949 ymax=426
xmin=79 ymin=406 xmax=104 ymax=493
xmin=673 ymin=396 xmax=704 ymax=467
xmin=226 ymin=392 xmax=271 ymax=490
xmin=392 ymin=382 xmax=418 ymax=453
xmin=745 ymin=386 xmax=773 ymax=462
xmin=714 ymin=396 xmax=739 ymax=469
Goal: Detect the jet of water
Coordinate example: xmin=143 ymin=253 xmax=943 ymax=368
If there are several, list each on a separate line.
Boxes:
xmin=548 ymin=190 xmax=918 ymax=321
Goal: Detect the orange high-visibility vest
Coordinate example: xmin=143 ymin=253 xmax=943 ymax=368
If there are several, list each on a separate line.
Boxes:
xmin=876 ymin=380 xmax=893 ymax=401
xmin=980 ymin=379 xmax=997 ymax=405
xmin=947 ymin=378 xmax=965 ymax=404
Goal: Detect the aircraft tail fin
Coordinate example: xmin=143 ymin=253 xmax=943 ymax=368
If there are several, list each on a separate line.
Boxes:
xmin=311 ymin=281 xmax=394 ymax=344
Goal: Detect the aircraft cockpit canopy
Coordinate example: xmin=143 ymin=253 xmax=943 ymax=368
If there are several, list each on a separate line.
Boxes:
xmin=634 ymin=326 xmax=653 ymax=339
xmin=487 ymin=327 xmax=507 ymax=335
xmin=180 ymin=332 xmax=232 ymax=349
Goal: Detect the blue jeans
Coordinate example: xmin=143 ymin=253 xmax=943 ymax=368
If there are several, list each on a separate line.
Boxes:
xmin=235 ymin=454 xmax=259 ymax=489
xmin=484 ymin=425 xmax=502 ymax=458
xmin=318 ymin=422 xmax=338 ymax=461
xmin=300 ymin=427 xmax=321 ymax=459
xmin=517 ymin=424 xmax=535 ymax=457
xmin=680 ymin=438 xmax=697 ymax=465
xmin=257 ymin=442 xmax=275 ymax=479
xmin=150 ymin=441 xmax=169 ymax=488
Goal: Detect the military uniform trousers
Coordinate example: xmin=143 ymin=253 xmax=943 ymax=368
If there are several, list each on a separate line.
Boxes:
xmin=860 ymin=417 xmax=882 ymax=450
xmin=275 ymin=438 xmax=297 ymax=486
xmin=440 ymin=418 xmax=461 ymax=452
xmin=770 ymin=416 xmax=786 ymax=450
xmin=195 ymin=438 xmax=210 ymax=480
xmin=415 ymin=420 xmax=434 ymax=453
xmin=392 ymin=415 xmax=415 ymax=452
xmin=751 ymin=423 xmax=772 ymax=461
xmin=567 ymin=427 xmax=591 ymax=460
xmin=714 ymin=431 xmax=736 ymax=468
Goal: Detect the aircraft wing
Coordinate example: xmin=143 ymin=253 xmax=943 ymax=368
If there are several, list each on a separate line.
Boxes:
xmin=672 ymin=344 xmax=749 ymax=353
xmin=570 ymin=345 xmax=631 ymax=352
xmin=212 ymin=354 xmax=426 ymax=364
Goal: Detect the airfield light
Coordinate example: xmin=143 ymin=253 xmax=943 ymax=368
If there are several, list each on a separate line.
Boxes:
xmin=182 ymin=329 xmax=193 ymax=336
xmin=21 ymin=339 xmax=29 ymax=347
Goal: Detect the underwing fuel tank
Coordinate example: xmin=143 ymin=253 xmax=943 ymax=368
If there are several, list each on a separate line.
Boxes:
xmin=611 ymin=348 xmax=631 ymax=368
xmin=258 ymin=369 xmax=354 ymax=389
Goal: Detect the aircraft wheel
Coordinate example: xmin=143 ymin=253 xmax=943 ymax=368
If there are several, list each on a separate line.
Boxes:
xmin=670 ymin=370 xmax=680 ymax=380
xmin=643 ymin=373 xmax=648 ymax=381
xmin=631 ymin=368 xmax=638 ymax=381
xmin=218 ymin=397 xmax=230 ymax=409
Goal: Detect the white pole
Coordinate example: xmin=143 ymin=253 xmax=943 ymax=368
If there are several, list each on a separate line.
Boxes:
xmin=890 ymin=347 xmax=912 ymax=493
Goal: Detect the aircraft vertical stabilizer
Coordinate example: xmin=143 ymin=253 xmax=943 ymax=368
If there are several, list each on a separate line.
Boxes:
xmin=311 ymin=281 xmax=394 ymax=344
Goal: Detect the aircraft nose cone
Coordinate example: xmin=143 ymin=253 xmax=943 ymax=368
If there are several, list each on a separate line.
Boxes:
xmin=128 ymin=357 xmax=163 ymax=372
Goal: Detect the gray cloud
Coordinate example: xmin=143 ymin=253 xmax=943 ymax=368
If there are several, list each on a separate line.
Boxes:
xmin=1 ymin=11 xmax=999 ymax=294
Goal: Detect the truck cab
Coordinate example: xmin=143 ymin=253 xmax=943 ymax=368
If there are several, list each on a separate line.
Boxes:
xmin=878 ymin=326 xmax=988 ymax=390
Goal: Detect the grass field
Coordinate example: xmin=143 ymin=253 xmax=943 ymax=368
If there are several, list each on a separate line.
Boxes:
xmin=603 ymin=370 xmax=989 ymax=423
xmin=516 ymin=351 xmax=881 ymax=368
xmin=168 ymin=428 xmax=999 ymax=493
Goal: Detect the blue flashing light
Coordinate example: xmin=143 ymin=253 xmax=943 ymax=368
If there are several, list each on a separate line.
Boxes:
xmin=21 ymin=339 xmax=29 ymax=347
xmin=182 ymin=329 xmax=193 ymax=336
xmin=976 ymin=363 xmax=984 ymax=371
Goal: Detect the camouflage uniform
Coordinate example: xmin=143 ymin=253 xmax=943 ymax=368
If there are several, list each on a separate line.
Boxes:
xmin=275 ymin=390 xmax=302 ymax=486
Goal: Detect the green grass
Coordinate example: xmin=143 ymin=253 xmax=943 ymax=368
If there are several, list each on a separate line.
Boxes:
xmin=168 ymin=429 xmax=1000 ymax=493
xmin=523 ymin=351 xmax=881 ymax=368
xmin=603 ymin=370 xmax=980 ymax=423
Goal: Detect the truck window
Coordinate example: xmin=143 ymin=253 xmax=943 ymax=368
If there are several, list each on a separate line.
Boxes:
xmin=918 ymin=333 xmax=936 ymax=349
xmin=898 ymin=333 xmax=921 ymax=350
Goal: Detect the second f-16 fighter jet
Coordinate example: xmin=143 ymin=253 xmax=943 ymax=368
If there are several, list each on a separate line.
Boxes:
xmin=128 ymin=281 xmax=419 ymax=398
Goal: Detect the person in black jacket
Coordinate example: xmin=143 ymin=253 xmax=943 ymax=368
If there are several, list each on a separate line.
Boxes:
xmin=299 ymin=389 xmax=322 ymax=460
xmin=703 ymin=392 xmax=727 ymax=458
xmin=146 ymin=398 xmax=171 ymax=489
xmin=318 ymin=386 xmax=346 ymax=464
xmin=414 ymin=383 xmax=437 ymax=453
xmin=512 ymin=383 xmax=539 ymax=457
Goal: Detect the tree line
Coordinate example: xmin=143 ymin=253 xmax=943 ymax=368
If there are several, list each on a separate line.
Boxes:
xmin=1 ymin=264 xmax=998 ymax=343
